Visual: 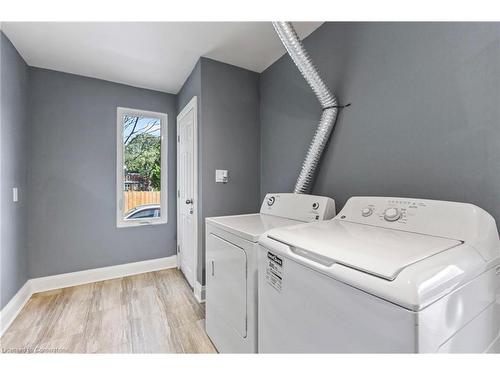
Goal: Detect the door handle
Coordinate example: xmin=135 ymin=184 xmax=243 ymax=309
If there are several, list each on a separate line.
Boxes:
xmin=211 ymin=260 xmax=215 ymax=276
xmin=185 ymin=198 xmax=193 ymax=204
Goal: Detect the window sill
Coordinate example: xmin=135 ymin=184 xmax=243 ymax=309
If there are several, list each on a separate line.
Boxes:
xmin=116 ymin=218 xmax=168 ymax=228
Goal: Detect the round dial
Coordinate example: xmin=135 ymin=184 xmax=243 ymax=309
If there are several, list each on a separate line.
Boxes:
xmin=384 ymin=207 xmax=401 ymax=222
xmin=361 ymin=207 xmax=373 ymax=217
xmin=267 ymin=196 xmax=276 ymax=206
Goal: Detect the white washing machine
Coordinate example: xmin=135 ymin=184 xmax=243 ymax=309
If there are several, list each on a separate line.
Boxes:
xmin=205 ymin=193 xmax=336 ymax=353
xmin=258 ymin=196 xmax=500 ymax=353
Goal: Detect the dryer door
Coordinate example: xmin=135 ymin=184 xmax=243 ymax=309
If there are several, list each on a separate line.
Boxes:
xmin=206 ymin=233 xmax=248 ymax=338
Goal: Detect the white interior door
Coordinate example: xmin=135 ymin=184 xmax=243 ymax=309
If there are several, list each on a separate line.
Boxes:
xmin=177 ymin=97 xmax=198 ymax=288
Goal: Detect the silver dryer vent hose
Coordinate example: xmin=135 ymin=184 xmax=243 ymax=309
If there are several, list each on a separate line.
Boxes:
xmin=272 ymin=22 xmax=339 ymax=194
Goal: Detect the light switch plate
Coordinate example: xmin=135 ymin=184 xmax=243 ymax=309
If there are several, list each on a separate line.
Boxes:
xmin=215 ymin=169 xmax=229 ymax=183
xmin=13 ymin=187 xmax=19 ymax=202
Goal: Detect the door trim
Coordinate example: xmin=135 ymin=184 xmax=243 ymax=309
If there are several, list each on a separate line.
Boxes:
xmin=176 ymin=96 xmax=199 ymax=289
xmin=194 ymin=281 xmax=206 ymax=303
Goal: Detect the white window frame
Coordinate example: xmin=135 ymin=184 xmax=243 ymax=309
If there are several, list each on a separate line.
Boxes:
xmin=116 ymin=107 xmax=168 ymax=228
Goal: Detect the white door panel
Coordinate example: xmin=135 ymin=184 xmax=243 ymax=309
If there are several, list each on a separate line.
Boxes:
xmin=177 ymin=97 xmax=197 ymax=288
xmin=207 ymin=233 xmax=248 ymax=338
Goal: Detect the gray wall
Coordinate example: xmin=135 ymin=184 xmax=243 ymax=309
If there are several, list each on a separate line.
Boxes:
xmin=200 ymin=58 xmax=261 ymax=283
xmin=27 ymin=68 xmax=178 ymax=278
xmin=261 ymin=22 xmax=500 ymax=224
xmin=0 ymin=32 xmax=29 ymax=308
xmin=177 ymin=58 xmax=261 ymax=284
xmin=177 ymin=60 xmax=201 ymax=113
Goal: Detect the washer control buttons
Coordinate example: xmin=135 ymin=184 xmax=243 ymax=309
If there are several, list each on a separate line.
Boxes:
xmin=384 ymin=207 xmax=401 ymax=222
xmin=312 ymin=202 xmax=320 ymax=210
xmin=361 ymin=207 xmax=373 ymax=217
xmin=267 ymin=196 xmax=276 ymax=206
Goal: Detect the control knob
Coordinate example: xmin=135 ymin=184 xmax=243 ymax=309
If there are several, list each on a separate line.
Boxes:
xmin=384 ymin=207 xmax=401 ymax=222
xmin=361 ymin=207 xmax=373 ymax=217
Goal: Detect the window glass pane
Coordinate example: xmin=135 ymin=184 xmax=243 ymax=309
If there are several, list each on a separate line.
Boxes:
xmin=128 ymin=208 xmax=158 ymax=219
xmin=122 ymin=115 xmax=161 ymax=221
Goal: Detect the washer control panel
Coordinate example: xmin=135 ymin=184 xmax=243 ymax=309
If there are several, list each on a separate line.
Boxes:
xmin=341 ymin=198 xmax=424 ymax=226
xmin=336 ymin=196 xmax=499 ymax=261
xmin=336 ymin=196 xmax=499 ymax=244
xmin=260 ymin=193 xmax=336 ymax=222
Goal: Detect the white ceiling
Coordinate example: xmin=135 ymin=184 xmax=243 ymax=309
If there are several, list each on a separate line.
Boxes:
xmin=2 ymin=22 xmax=322 ymax=94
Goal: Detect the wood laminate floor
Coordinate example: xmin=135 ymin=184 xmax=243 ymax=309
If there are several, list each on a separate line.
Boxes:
xmin=0 ymin=269 xmax=217 ymax=353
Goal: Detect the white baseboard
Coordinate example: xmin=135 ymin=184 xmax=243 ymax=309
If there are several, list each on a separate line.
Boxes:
xmin=0 ymin=281 xmax=32 ymax=337
xmin=30 ymin=255 xmax=177 ymax=293
xmin=194 ymin=281 xmax=206 ymax=303
xmin=0 ymin=255 xmax=177 ymax=337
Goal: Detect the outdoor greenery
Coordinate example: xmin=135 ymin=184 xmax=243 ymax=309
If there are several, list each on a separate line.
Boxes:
xmin=124 ymin=133 xmax=161 ymax=190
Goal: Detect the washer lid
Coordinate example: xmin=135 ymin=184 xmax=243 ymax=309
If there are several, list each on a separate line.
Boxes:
xmin=267 ymin=220 xmax=462 ymax=280
xmin=206 ymin=213 xmax=302 ymax=243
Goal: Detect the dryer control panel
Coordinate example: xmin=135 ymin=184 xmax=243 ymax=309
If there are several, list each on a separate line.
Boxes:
xmin=260 ymin=193 xmax=336 ymax=222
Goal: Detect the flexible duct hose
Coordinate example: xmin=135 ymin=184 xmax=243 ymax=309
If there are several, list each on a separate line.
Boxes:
xmin=272 ymin=22 xmax=339 ymax=194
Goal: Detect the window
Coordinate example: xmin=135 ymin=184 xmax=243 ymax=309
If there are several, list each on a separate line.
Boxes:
xmin=116 ymin=107 xmax=167 ymax=227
